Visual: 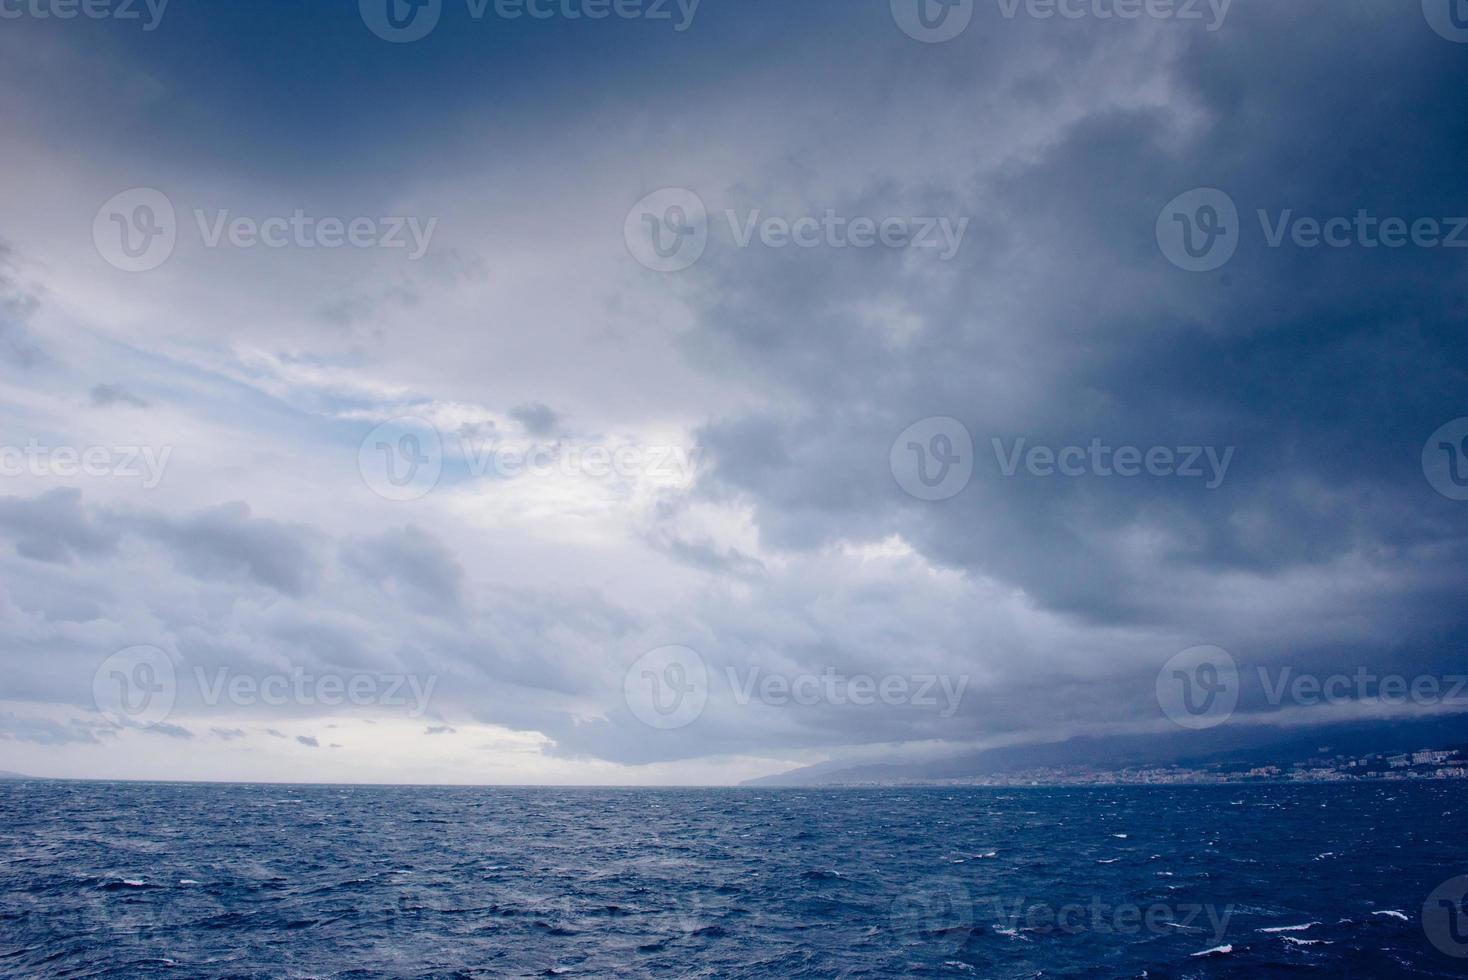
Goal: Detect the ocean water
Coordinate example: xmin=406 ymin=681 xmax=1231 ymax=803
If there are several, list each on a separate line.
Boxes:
xmin=2 ymin=781 xmax=1466 ymax=978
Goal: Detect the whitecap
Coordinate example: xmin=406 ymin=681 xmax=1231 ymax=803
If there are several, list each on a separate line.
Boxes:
xmin=1190 ymin=944 xmax=1233 ymax=957
xmin=1372 ymin=910 xmax=1409 ymax=922
xmin=1259 ymin=922 xmax=1318 ymax=933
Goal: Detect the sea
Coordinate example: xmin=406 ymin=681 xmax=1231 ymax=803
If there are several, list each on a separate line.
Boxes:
xmin=2 ymin=780 xmax=1466 ymax=978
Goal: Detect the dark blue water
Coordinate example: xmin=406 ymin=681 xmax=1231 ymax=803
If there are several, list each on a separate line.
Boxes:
xmin=2 ymin=781 xmax=1466 ymax=978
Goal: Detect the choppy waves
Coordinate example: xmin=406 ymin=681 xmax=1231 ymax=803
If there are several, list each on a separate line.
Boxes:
xmin=0 ymin=781 xmax=1463 ymax=977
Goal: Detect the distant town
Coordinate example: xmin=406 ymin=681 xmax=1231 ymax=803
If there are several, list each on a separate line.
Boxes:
xmin=891 ymin=746 xmax=1468 ymax=787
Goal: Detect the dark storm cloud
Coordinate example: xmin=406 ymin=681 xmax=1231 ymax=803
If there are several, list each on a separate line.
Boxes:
xmin=3 ymin=0 xmax=1465 ymax=780
xmin=693 ymin=1 xmax=1468 ymax=644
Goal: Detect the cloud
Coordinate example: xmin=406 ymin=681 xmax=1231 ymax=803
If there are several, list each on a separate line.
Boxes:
xmin=0 ymin=489 xmax=121 ymax=565
xmin=144 ymin=722 xmax=194 ymax=740
xmin=0 ymin=1 xmax=1464 ymax=785
xmin=296 ymin=735 xmax=319 ymax=747
xmin=341 ymin=526 xmax=465 ymax=617
xmin=509 ymin=402 xmax=561 ymax=437
xmin=121 ymin=502 xmax=326 ymax=597
xmin=0 ymin=713 xmax=108 ymax=746
xmin=0 ymin=244 xmax=43 ymax=368
xmin=89 ymin=384 xmax=149 ymax=409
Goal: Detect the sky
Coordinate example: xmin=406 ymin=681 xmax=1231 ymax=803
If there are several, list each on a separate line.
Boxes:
xmin=1 ymin=0 xmax=1467 ymax=785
